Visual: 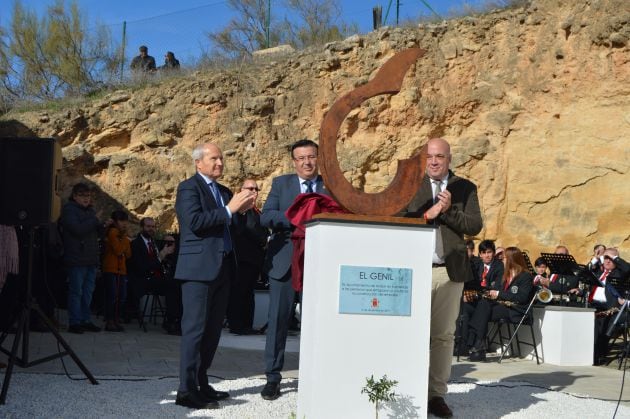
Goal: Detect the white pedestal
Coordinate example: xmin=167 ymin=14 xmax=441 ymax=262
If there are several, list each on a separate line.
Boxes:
xmin=535 ymin=306 xmax=595 ymax=366
xmin=297 ymin=217 xmax=435 ymax=419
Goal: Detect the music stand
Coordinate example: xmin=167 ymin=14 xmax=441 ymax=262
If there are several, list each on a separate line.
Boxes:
xmin=540 ymin=253 xmax=580 ymax=306
xmin=0 ymin=226 xmax=98 ymax=404
xmin=521 ymin=251 xmax=536 ymax=275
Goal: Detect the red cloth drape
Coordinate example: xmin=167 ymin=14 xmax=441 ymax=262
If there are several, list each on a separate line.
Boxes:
xmin=285 ymin=193 xmax=347 ymax=291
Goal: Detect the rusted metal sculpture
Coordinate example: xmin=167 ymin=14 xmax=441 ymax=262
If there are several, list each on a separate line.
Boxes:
xmin=319 ymin=48 xmax=427 ymax=216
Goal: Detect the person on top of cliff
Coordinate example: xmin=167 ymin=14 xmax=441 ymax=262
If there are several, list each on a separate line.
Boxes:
xmin=130 ymin=45 xmax=156 ymax=73
xmin=160 ymin=51 xmax=180 ymax=71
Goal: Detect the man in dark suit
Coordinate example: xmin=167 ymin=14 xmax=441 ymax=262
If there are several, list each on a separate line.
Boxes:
xmin=227 ymin=179 xmax=269 ymax=335
xmin=587 ymin=248 xmax=630 ymax=365
xmin=126 ymin=217 xmax=181 ymax=334
xmin=174 ymin=143 xmax=256 ymax=409
xmin=455 ymin=239 xmax=503 ymax=356
xmin=402 ymin=137 xmax=483 ymax=418
xmin=260 ymin=139 xmax=327 ymax=400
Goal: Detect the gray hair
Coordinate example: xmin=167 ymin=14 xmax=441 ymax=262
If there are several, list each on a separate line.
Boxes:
xmin=191 ymin=143 xmax=207 ymax=164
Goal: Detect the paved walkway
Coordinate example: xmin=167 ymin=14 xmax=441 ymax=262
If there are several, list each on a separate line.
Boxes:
xmin=1 ymin=316 xmax=629 ymax=407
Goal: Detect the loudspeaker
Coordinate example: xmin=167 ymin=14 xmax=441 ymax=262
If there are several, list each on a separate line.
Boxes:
xmin=0 ymin=138 xmax=62 ymax=225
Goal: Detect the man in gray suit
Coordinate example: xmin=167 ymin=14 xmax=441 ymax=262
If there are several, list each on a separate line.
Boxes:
xmin=260 ymin=139 xmax=326 ymax=400
xmin=403 ymin=138 xmax=482 ymax=418
xmin=174 ymin=143 xmax=256 ymax=409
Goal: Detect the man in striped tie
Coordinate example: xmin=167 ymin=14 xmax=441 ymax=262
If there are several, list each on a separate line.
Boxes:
xmin=174 ymin=143 xmax=256 ymax=409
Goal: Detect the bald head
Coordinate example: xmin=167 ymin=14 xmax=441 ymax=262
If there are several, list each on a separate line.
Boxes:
xmin=426 ymin=137 xmax=452 ymax=180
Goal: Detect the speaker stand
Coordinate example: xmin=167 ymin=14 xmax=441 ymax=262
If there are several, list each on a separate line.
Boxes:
xmin=0 ymin=227 xmax=98 ymax=405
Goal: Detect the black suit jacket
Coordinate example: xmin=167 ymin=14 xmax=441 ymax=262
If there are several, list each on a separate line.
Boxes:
xmin=497 ymin=272 xmax=533 ymax=305
xmin=127 ymin=234 xmax=162 ymax=281
xmin=174 ymin=173 xmax=235 ymax=282
xmin=233 ymin=209 xmax=269 ymax=266
xmin=402 ymin=172 xmax=483 ymax=283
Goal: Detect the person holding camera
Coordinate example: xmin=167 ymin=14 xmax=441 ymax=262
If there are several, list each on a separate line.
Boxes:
xmin=102 ymin=210 xmax=132 ymax=332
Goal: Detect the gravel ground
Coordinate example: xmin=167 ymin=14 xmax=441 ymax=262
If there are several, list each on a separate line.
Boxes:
xmin=1 ymin=373 xmax=628 ymax=418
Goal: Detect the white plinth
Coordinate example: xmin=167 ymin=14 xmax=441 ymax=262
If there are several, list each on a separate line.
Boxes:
xmin=536 ymin=306 xmax=595 ymax=366
xmin=297 ymin=217 xmax=435 ymax=419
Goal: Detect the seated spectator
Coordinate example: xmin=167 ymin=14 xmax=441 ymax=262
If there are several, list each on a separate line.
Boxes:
xmin=533 ymin=257 xmax=548 ymax=281
xmin=161 ymin=51 xmax=180 ymax=71
xmin=102 ymin=210 xmax=132 ymax=332
xmin=127 ymin=218 xmax=182 ymax=335
xmin=588 ymin=243 xmax=607 ymax=272
xmin=466 ymin=246 xmax=533 ymax=361
xmin=586 ymin=248 xmax=630 ymax=365
xmin=455 ymin=239 xmax=503 ymax=356
xmin=539 ymin=245 xmax=579 ymax=299
xmin=130 ymin=45 xmax=156 ymax=73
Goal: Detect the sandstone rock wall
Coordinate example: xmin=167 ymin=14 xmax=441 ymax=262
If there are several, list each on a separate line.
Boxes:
xmin=1 ymin=0 xmax=628 ymax=261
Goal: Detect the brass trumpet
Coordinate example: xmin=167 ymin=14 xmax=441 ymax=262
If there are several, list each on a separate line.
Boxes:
xmin=536 ymin=287 xmax=553 ymax=304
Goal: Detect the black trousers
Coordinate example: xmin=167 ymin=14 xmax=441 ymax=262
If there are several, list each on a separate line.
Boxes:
xmin=467 ymin=299 xmax=522 ymax=349
xmin=227 ymin=262 xmax=260 ymax=331
xmin=455 ymin=300 xmax=477 ymax=353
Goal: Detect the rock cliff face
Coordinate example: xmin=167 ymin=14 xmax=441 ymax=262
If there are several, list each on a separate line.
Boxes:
xmin=1 ymin=0 xmax=628 ymax=260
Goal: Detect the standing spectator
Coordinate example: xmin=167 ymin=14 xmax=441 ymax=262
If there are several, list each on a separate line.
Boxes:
xmin=102 ymin=210 xmax=131 ymax=332
xmin=227 ymin=179 xmax=269 ymax=335
xmin=130 ymin=45 xmax=156 ymax=73
xmin=260 ymin=139 xmax=328 ymax=401
xmin=161 ymin=51 xmax=180 ymax=71
xmin=60 ymin=183 xmax=104 ymax=334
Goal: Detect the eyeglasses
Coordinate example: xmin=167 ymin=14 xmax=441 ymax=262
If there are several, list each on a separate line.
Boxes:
xmin=293 ymin=155 xmax=317 ymax=162
xmin=243 ymin=187 xmax=260 ymax=191
xmin=75 ymin=193 xmax=91 ymax=198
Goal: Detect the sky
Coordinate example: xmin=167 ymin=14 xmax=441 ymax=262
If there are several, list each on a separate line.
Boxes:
xmin=4 ymin=0 xmax=490 ymax=66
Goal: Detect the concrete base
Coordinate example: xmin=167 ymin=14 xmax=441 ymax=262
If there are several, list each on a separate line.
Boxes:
xmin=297 ymin=218 xmax=435 ymax=419
xmin=499 ymin=305 xmax=595 ymax=366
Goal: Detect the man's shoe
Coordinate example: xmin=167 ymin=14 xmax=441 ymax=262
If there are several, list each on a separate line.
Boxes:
xmin=175 ymin=390 xmax=219 ymax=409
xmin=469 ymin=348 xmax=486 ymax=362
xmin=67 ymin=325 xmax=84 ymax=334
xmin=427 ymin=396 xmax=453 ymax=418
xmin=260 ymin=381 xmax=280 ymax=400
xmin=199 ymin=385 xmax=230 ymax=401
xmin=80 ymin=322 xmax=101 ymax=332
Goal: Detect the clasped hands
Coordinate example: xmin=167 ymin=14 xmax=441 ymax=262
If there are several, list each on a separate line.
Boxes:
xmin=425 ymin=189 xmax=452 ymax=221
xmin=227 ymin=189 xmax=257 ymax=215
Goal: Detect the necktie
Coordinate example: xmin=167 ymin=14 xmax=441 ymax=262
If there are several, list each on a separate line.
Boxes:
xmin=481 ymin=265 xmax=489 ymax=287
xmin=208 ymin=182 xmax=233 ymax=253
xmin=432 ymin=180 xmax=442 ymax=205
xmin=147 ymin=239 xmax=163 ymax=279
xmin=588 ymin=270 xmax=609 ymax=303
xmin=147 ymin=239 xmax=155 ymax=258
xmin=303 ymin=180 xmax=314 ymax=193
xmin=431 ymin=179 xmax=444 ymax=258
